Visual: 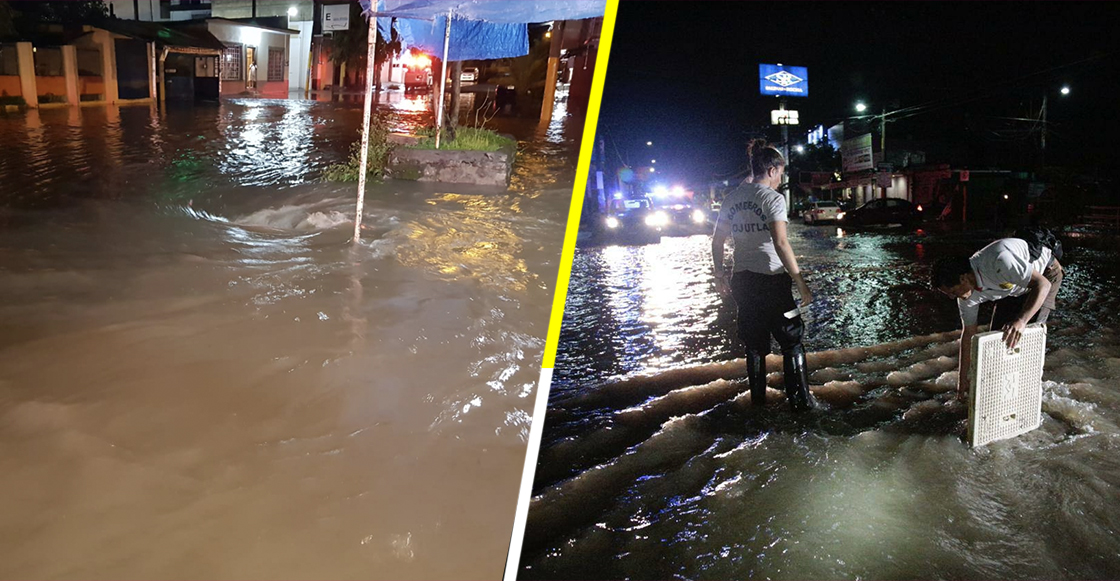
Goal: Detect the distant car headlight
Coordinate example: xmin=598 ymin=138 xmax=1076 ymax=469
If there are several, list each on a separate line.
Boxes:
xmin=645 ymin=210 xmax=669 ymax=227
xmin=692 ymin=209 xmax=706 ymax=224
xmin=836 ymin=211 xmax=846 ymax=220
xmin=605 ymin=216 xmax=620 ymax=229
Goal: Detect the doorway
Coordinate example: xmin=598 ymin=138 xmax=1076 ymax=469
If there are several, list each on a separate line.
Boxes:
xmin=245 ymin=46 xmax=256 ymax=90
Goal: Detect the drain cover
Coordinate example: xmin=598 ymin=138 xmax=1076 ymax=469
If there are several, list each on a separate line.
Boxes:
xmin=968 ymin=324 xmax=1046 ymax=447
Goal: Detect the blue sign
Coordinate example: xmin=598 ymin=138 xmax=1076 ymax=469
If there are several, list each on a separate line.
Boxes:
xmin=759 ymin=64 xmax=809 ymax=97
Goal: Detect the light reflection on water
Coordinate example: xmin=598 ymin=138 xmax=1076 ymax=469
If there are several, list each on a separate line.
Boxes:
xmin=0 ymin=98 xmax=579 ymax=579
xmin=526 ymin=225 xmax=1120 ymax=580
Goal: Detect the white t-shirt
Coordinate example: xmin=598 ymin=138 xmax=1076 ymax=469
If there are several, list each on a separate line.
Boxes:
xmin=958 ymin=238 xmax=1053 ymax=326
xmin=717 ymin=182 xmax=787 ymax=275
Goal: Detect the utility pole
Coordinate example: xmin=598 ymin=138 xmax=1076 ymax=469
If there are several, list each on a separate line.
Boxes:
xmin=879 ymin=107 xmax=887 ymax=199
xmin=779 ymin=97 xmax=790 ymax=209
xmin=1040 ymin=94 xmax=1048 ymax=166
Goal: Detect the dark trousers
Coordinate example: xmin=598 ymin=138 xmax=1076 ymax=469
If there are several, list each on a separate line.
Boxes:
xmin=731 ymin=269 xmax=804 ymax=355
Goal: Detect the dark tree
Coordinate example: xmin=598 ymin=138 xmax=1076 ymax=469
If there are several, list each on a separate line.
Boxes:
xmin=6 ymin=0 xmax=107 ymax=30
xmin=328 ymin=5 xmax=400 ymax=91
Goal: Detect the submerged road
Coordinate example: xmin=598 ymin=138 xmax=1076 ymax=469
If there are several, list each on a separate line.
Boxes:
xmin=522 ymin=223 xmax=1120 ymax=580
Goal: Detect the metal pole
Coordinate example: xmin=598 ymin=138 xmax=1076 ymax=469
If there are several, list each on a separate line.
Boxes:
xmin=879 ymin=108 xmax=887 ymax=199
xmin=1040 ymin=94 xmax=1047 ymax=165
xmin=434 ymin=9 xmax=452 ymax=149
xmin=779 ymin=98 xmax=790 ymax=209
xmin=353 ymin=14 xmax=378 ymax=244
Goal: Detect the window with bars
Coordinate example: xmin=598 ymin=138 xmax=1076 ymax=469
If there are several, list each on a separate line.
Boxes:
xmin=34 ymin=47 xmax=64 ymax=77
xmin=267 ymin=47 xmax=284 ymax=82
xmin=0 ymin=44 xmax=18 ymax=76
xmin=77 ymin=49 xmax=102 ymax=76
xmin=221 ymin=44 xmax=242 ymax=81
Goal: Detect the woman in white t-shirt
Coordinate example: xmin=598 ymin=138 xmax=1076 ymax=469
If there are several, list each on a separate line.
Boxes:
xmin=712 ymin=140 xmax=815 ymax=411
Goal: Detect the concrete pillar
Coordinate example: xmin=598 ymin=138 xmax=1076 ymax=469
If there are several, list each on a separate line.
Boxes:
xmin=158 ymin=47 xmax=168 ymax=105
xmin=147 ymin=42 xmax=157 ymax=101
xmin=100 ymin=32 xmax=119 ymax=103
xmin=16 ymin=42 xmax=37 ymax=108
xmin=539 ymin=21 xmax=565 ymax=125
xmin=62 ymin=45 xmax=79 ymax=106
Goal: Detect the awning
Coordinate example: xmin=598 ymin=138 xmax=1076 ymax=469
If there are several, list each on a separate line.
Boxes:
xmin=98 ymin=19 xmax=227 ymax=51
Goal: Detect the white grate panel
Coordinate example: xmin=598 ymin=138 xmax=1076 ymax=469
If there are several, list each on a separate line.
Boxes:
xmin=968 ymin=324 xmax=1046 ymax=447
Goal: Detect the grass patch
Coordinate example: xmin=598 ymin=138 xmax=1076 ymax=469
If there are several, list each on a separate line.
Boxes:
xmin=407 ymin=126 xmax=515 ymax=152
xmin=322 ymin=112 xmax=392 ymax=182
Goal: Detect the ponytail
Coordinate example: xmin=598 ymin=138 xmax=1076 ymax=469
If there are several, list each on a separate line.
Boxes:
xmin=746 ymin=138 xmax=786 ymax=179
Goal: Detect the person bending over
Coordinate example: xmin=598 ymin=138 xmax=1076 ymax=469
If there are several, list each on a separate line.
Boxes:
xmin=931 ymin=236 xmax=1063 ymax=401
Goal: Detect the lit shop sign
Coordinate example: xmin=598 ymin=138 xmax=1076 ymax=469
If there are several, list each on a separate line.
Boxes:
xmin=323 ymin=4 xmax=350 ymax=31
xmin=759 ymin=64 xmax=808 ymax=97
xmin=807 ymin=125 xmax=825 ymax=145
xmin=771 ymin=110 xmax=799 ymax=125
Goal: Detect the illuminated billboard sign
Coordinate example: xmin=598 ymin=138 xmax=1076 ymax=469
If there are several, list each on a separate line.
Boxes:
xmin=759 ymin=64 xmax=808 ymax=97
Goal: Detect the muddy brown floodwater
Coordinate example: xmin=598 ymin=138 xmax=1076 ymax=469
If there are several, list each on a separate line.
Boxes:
xmin=0 ymin=95 xmax=581 ymax=579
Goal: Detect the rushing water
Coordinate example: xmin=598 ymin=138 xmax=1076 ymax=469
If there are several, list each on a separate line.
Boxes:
xmin=0 ymin=95 xmax=580 ymax=579
xmin=520 ymin=225 xmax=1120 ymax=580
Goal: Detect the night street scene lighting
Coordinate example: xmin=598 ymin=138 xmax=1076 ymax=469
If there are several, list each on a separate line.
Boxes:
xmin=523 ymin=2 xmax=1120 ymax=581
xmin=0 ymin=0 xmax=609 ymax=578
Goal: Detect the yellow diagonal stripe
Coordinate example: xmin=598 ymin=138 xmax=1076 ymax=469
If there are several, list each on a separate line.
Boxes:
xmin=541 ymin=0 xmax=617 ymax=369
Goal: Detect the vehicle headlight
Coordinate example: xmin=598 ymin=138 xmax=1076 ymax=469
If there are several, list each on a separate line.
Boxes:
xmin=692 ymin=209 xmax=706 ymax=224
xmin=836 ymin=212 xmax=846 ymax=220
xmin=645 ymin=211 xmax=669 ymax=227
xmin=606 ymin=216 xmax=620 ymax=229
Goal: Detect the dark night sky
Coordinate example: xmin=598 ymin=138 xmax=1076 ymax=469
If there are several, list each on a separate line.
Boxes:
xmin=598 ymin=1 xmax=1120 ymax=185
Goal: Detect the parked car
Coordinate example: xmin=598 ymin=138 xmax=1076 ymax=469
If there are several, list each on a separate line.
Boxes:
xmin=803 ymin=200 xmax=842 ymax=224
xmin=460 ymin=67 xmax=479 ymax=83
xmin=837 ymin=197 xmax=924 ymax=227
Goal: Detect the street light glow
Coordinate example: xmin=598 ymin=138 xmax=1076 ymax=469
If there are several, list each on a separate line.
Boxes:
xmin=855 ymin=102 xmax=867 ymax=113
xmin=646 ymin=141 xmax=652 ymax=146
xmin=651 ymin=159 xmax=656 ymax=164
xmin=1060 ymin=85 xmax=1071 ymax=95
xmin=795 ymin=145 xmax=805 ymax=153
xmin=649 ymin=167 xmax=655 ymax=172
xmin=287 ymin=6 xmax=297 ymax=16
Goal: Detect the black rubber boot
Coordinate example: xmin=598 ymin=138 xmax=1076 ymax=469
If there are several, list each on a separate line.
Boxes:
xmin=782 ymin=344 xmax=816 ymax=412
xmin=746 ymin=350 xmax=767 ymax=406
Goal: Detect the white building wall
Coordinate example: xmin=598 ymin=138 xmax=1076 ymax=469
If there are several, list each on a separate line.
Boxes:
xmin=207 ymin=21 xmax=289 ymax=95
xmin=213 ymin=0 xmax=311 ymax=95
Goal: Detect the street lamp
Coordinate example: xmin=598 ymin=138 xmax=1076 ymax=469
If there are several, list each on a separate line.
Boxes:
xmin=646 ymin=141 xmax=653 ymax=146
xmin=794 ymin=145 xmax=805 ymax=154
xmin=1060 ymin=85 xmax=1070 ymax=95
xmin=651 ymin=159 xmax=656 ymax=164
xmin=855 ymin=101 xmax=867 ymax=113
xmin=287 ymin=6 xmax=297 ymax=16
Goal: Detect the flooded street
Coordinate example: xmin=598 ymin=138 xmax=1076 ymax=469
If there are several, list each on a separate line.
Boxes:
xmin=521 ymin=225 xmax=1120 ymax=580
xmin=0 ymin=97 xmax=579 ymax=579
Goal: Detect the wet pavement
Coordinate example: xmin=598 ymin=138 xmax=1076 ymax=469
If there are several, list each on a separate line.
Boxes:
xmin=521 ymin=223 xmax=1120 ymax=580
xmin=0 ymin=95 xmax=581 ymax=579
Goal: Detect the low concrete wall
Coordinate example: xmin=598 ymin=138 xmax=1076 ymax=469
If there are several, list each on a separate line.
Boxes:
xmin=387 ymin=135 xmax=515 ymax=187
xmin=0 ymin=76 xmax=21 ymax=98
xmin=36 ymin=76 xmax=67 ymax=103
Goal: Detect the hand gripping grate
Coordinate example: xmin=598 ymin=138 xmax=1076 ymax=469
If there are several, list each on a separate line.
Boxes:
xmin=968 ymin=324 xmax=1046 ymax=447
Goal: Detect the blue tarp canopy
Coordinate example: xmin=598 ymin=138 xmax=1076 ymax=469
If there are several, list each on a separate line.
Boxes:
xmin=365 ymin=0 xmax=606 ymax=23
xmin=367 ymin=0 xmax=605 ymax=61
xmin=379 ymin=16 xmax=527 ymax=61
